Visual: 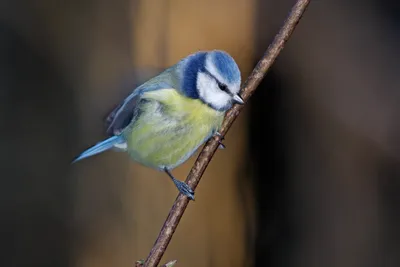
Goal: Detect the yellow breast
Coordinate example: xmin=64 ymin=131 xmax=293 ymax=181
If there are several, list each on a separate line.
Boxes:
xmin=125 ymin=88 xmax=225 ymax=170
xmin=143 ymin=89 xmax=223 ymax=124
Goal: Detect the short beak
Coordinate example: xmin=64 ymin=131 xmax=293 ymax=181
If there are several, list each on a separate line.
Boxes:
xmin=233 ymin=94 xmax=244 ymax=105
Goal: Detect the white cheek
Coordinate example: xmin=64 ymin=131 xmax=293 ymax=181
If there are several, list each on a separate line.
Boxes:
xmin=230 ymin=82 xmax=241 ymax=94
xmin=197 ymin=72 xmax=231 ymax=110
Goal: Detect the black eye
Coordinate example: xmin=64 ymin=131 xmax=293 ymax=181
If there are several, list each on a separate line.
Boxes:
xmin=218 ymin=82 xmax=229 ymax=93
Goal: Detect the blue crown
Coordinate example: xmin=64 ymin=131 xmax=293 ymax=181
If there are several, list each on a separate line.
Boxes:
xmin=209 ymin=50 xmax=240 ymax=84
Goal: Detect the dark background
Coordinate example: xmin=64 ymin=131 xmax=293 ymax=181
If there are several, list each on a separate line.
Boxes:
xmin=1 ymin=0 xmax=399 ymax=266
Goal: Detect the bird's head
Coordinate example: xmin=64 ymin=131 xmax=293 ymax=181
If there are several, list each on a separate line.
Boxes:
xmin=181 ymin=50 xmax=243 ymax=111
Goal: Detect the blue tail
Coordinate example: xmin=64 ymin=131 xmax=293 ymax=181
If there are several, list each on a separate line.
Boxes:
xmin=72 ymin=135 xmax=125 ymax=163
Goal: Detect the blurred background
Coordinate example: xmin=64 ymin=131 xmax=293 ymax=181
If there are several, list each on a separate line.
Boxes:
xmin=1 ymin=0 xmax=400 ymax=266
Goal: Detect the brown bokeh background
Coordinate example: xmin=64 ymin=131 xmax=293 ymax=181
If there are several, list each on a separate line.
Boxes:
xmin=1 ymin=0 xmax=399 ymax=267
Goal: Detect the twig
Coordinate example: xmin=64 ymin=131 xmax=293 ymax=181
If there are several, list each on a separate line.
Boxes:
xmin=137 ymin=259 xmax=177 ymax=267
xmin=143 ymin=0 xmax=311 ymax=266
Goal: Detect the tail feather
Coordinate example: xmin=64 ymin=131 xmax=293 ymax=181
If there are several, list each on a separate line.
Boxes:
xmin=72 ymin=135 xmax=124 ymax=163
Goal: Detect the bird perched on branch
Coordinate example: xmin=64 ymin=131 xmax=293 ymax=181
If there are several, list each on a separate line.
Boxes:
xmin=72 ymin=50 xmax=243 ymax=200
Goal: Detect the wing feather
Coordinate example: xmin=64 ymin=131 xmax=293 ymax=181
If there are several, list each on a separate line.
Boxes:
xmin=104 ymin=66 xmax=181 ymax=136
xmin=105 ymin=93 xmax=140 ymax=136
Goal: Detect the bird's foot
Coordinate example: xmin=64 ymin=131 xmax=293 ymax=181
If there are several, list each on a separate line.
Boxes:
xmin=164 ymin=168 xmax=195 ymax=200
xmin=215 ymin=131 xmax=226 ymax=149
xmin=172 ymin=179 xmax=195 ymax=200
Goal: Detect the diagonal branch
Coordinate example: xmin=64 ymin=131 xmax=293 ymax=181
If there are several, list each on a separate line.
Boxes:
xmin=143 ymin=0 xmax=311 ymax=266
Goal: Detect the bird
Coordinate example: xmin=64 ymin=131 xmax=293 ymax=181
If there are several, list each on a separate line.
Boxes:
xmin=72 ymin=50 xmax=243 ymax=200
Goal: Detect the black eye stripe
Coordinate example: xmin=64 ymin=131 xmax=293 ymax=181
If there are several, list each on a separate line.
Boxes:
xmin=203 ymin=69 xmax=231 ymax=95
xmin=217 ymin=82 xmax=229 ymax=92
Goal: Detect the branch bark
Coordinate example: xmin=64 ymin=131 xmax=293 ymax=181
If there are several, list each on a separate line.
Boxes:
xmin=143 ymin=0 xmax=311 ymax=266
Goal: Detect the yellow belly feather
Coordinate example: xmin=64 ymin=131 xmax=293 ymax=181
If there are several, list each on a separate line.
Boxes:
xmin=123 ymin=89 xmax=224 ymax=170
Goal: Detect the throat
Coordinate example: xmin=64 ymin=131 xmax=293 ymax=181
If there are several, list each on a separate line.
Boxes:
xmin=200 ymin=97 xmax=231 ymax=112
xmin=185 ymin=97 xmax=225 ymax=124
xmin=142 ymin=88 xmax=225 ymax=121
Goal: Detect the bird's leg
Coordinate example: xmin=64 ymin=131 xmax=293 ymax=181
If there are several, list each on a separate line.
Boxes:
xmin=164 ymin=168 xmax=195 ymax=200
xmin=215 ymin=131 xmax=226 ymax=149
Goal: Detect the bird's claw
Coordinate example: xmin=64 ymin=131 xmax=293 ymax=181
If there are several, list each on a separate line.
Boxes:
xmin=173 ymin=179 xmax=195 ymax=200
xmin=215 ymin=131 xmax=226 ymax=149
xmin=165 ymin=168 xmax=195 ymax=200
xmin=218 ymin=142 xmax=226 ymax=149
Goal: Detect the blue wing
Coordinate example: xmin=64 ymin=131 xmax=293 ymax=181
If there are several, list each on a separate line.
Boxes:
xmin=105 ymin=66 xmax=181 ymax=136
xmin=105 ymin=91 xmax=140 ymax=136
xmin=73 ymin=65 xmax=182 ymax=164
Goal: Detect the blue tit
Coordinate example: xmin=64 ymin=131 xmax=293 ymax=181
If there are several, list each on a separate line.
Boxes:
xmin=72 ymin=50 xmax=244 ymax=200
